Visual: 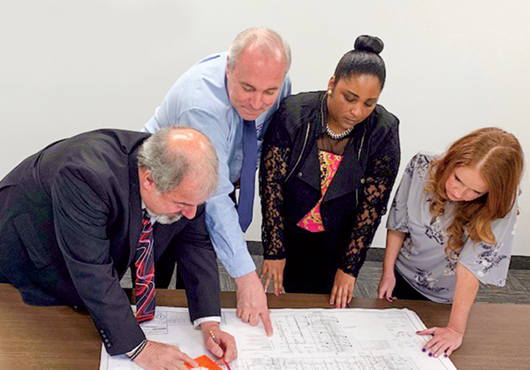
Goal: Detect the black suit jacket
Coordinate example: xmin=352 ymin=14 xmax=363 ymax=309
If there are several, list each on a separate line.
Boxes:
xmin=0 ymin=129 xmax=220 ymax=355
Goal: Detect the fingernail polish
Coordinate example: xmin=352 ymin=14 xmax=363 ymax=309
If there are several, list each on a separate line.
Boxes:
xmin=428 ymin=353 xmax=432 ymax=357
xmin=444 ymin=354 xmax=448 ymax=358
xmin=422 ymin=348 xmax=426 ymax=353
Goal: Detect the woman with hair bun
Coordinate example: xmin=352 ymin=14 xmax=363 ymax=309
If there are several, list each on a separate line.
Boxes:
xmin=260 ymin=35 xmax=400 ymax=307
xmin=378 ymin=127 xmax=524 ymax=357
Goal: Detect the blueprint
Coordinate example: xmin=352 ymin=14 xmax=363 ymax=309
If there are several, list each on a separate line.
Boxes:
xmin=99 ymin=307 xmax=457 ymax=370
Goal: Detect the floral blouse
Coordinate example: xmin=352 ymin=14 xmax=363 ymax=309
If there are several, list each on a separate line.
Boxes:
xmin=387 ymin=152 xmax=518 ymax=303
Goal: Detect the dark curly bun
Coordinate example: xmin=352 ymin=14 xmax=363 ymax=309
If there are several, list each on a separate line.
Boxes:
xmin=354 ymin=35 xmax=384 ymax=55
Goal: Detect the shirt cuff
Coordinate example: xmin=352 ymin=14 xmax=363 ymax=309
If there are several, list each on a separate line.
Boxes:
xmin=193 ymin=316 xmax=222 ymax=329
xmin=126 ymin=339 xmax=147 ymax=357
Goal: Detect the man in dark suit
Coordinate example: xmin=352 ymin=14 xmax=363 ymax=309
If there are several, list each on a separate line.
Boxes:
xmin=0 ymin=127 xmax=236 ymax=369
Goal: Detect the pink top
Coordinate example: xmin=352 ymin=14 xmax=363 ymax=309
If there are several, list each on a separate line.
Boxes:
xmin=297 ymin=150 xmax=343 ymax=232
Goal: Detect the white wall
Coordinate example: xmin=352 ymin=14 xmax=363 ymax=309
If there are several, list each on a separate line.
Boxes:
xmin=1 ymin=0 xmax=529 ymax=255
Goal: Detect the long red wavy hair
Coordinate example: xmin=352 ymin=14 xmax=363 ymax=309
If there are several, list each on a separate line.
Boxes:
xmin=424 ymin=127 xmax=524 ymax=254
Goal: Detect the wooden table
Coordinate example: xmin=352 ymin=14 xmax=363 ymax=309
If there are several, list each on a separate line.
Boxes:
xmin=0 ymin=283 xmax=528 ymax=369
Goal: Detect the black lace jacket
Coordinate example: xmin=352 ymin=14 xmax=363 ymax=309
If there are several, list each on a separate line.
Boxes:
xmin=260 ymin=91 xmax=401 ymax=277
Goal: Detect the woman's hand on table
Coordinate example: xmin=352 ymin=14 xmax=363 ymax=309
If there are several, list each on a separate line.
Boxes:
xmin=329 ymin=269 xmax=356 ymax=308
xmin=377 ymin=271 xmax=397 ymax=302
xmin=417 ymin=326 xmax=463 ymax=358
xmin=260 ymin=259 xmax=286 ymax=296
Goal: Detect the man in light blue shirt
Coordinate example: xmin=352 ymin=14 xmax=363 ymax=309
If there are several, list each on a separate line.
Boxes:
xmin=143 ymin=28 xmax=291 ymax=335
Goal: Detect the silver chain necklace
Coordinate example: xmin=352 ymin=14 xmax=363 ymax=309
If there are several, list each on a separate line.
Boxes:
xmin=325 ymin=123 xmax=353 ymax=140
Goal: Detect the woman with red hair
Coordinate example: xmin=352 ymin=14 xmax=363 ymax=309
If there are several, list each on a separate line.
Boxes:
xmin=378 ymin=127 xmax=524 ymax=358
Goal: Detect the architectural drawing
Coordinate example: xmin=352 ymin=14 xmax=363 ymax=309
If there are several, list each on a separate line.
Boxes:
xmin=100 ymin=307 xmax=457 ymax=370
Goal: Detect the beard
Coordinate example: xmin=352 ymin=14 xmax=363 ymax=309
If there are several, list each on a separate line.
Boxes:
xmin=144 ymin=208 xmax=183 ymax=225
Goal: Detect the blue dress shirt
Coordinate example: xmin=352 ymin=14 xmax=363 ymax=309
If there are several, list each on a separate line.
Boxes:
xmin=143 ymin=52 xmax=292 ymax=278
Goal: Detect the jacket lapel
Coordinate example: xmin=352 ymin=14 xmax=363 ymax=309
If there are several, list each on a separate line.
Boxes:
xmin=295 ymin=140 xmax=321 ymax=192
xmin=128 ymin=151 xmax=142 ymax=267
xmin=323 ymin=130 xmax=365 ymax=202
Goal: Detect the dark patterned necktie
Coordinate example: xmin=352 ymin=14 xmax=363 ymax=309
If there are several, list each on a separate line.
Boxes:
xmin=238 ymin=120 xmax=257 ymax=232
xmin=134 ymin=212 xmax=156 ymax=323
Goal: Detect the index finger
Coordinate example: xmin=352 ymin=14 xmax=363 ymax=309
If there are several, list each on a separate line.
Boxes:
xmin=422 ymin=335 xmax=439 ymax=351
xmin=222 ymin=338 xmax=237 ymax=362
xmin=417 ymin=327 xmax=436 ymax=336
xmin=206 ymin=338 xmax=224 ymax=358
xmin=261 ymin=309 xmax=273 ymax=337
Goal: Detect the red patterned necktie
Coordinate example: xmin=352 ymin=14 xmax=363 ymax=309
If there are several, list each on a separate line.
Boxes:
xmin=134 ymin=212 xmax=156 ymax=322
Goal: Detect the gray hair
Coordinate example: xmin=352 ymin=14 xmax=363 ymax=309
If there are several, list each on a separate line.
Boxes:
xmin=227 ymin=27 xmax=291 ymax=73
xmin=137 ymin=127 xmax=218 ymax=198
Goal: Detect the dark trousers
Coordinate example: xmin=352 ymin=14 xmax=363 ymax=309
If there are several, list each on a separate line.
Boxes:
xmin=0 ymin=271 xmax=8 ymax=283
xmin=393 ymin=268 xmax=429 ymax=301
xmin=153 ymin=255 xmax=185 ymax=289
xmin=283 ymin=226 xmax=341 ymax=294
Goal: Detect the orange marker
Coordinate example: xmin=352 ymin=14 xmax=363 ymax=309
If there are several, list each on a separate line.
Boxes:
xmin=184 ymin=355 xmax=222 ymax=370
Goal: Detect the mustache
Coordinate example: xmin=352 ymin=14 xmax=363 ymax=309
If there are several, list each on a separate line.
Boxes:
xmin=144 ymin=208 xmax=183 ymax=225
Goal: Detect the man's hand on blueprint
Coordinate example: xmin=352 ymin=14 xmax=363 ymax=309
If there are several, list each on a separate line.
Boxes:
xmin=260 ymin=259 xmax=286 ymax=296
xmin=417 ymin=326 xmax=463 ymax=358
xmin=201 ymin=322 xmax=237 ymax=365
xmin=329 ymin=269 xmax=356 ymax=308
xmin=235 ymin=271 xmax=274 ymax=336
xmin=134 ymin=340 xmax=198 ymax=370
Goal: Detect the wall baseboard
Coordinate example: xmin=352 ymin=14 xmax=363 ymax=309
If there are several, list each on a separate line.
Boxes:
xmin=247 ymin=241 xmax=530 ymax=270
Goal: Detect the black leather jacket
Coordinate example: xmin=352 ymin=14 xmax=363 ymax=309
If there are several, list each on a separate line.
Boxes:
xmin=260 ymin=91 xmax=401 ymax=277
